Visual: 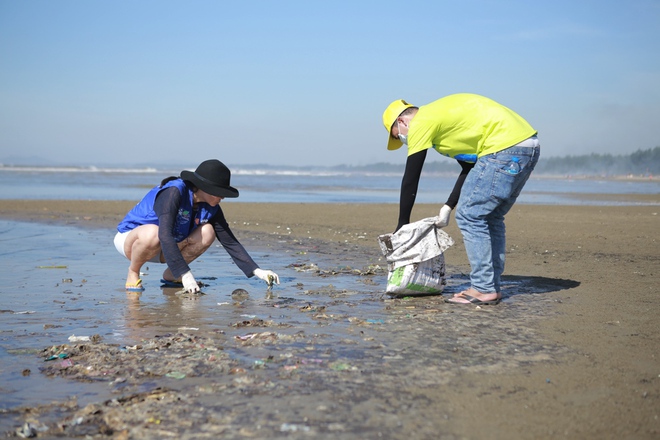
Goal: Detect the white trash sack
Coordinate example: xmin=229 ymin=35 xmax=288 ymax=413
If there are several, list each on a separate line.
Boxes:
xmin=378 ymin=217 xmax=454 ymax=295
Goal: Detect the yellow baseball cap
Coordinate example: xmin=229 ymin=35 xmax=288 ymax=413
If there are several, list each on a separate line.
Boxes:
xmin=383 ymin=99 xmax=414 ymax=151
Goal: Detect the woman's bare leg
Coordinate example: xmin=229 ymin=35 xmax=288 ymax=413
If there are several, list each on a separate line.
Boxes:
xmin=161 ymin=223 xmax=216 ymax=281
xmin=123 ymin=224 xmax=161 ymax=286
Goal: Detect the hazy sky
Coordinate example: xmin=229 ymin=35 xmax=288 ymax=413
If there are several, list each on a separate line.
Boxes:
xmin=1 ymin=0 xmax=658 ymax=167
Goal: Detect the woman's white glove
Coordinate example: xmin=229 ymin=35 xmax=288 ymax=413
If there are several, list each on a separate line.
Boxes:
xmin=435 ymin=204 xmax=453 ymax=228
xmin=253 ymin=268 xmax=280 ymax=286
xmin=181 ymin=270 xmax=200 ymax=293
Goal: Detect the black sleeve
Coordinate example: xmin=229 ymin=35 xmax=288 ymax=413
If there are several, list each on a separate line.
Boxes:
xmin=445 ymin=160 xmax=475 ymax=208
xmin=210 ymin=208 xmax=259 ymax=277
xmin=153 ymin=186 xmax=190 ymax=278
xmin=396 ymin=149 xmax=427 ymax=232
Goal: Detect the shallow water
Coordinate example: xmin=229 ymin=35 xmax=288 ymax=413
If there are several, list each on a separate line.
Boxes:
xmin=0 ymin=220 xmax=386 ymax=409
xmin=0 ymin=220 xmax=576 ymax=438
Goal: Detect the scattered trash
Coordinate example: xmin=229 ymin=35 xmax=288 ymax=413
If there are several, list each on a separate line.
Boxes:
xmin=280 ymin=423 xmax=311 ymax=433
xmin=15 ymin=422 xmax=37 ymax=438
xmin=232 ymin=319 xmax=270 ymax=328
xmin=175 ymin=290 xmax=206 ymax=297
xmin=58 ymin=359 xmax=74 ymax=369
xmin=299 ymin=303 xmax=326 ymax=313
xmin=329 ymin=361 xmax=356 ymax=371
xmin=231 ymin=289 xmax=250 ymax=300
xmin=235 ymin=333 xmax=257 ymax=341
xmin=45 ymin=353 xmax=69 ymax=362
xmin=13 ymin=310 xmax=36 ymax=315
xmin=68 ymin=335 xmax=90 ymax=342
xmin=39 ymin=333 xmax=236 ymax=385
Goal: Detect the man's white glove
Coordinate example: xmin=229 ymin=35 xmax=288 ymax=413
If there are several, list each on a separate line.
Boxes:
xmin=435 ymin=204 xmax=453 ymax=228
xmin=253 ymin=268 xmax=280 ymax=286
xmin=181 ymin=270 xmax=200 ymax=293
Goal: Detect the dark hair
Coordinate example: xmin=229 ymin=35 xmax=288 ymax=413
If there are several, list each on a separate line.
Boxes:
xmin=390 ymin=106 xmax=419 ymax=132
xmin=160 ymin=176 xmax=179 ymax=187
xmin=400 ymin=107 xmax=418 ymax=117
xmin=161 ymin=175 xmax=199 ymax=192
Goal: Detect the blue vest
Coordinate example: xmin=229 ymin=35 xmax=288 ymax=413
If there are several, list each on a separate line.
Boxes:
xmin=117 ymin=179 xmax=219 ymax=242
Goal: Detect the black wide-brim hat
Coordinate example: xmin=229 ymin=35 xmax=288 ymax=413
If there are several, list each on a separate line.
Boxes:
xmin=180 ymin=159 xmax=239 ymax=198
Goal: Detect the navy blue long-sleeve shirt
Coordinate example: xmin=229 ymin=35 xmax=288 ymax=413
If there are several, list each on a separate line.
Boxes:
xmin=153 ymin=187 xmax=258 ymax=279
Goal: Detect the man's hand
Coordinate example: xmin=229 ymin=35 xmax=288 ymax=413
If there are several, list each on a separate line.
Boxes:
xmin=253 ymin=268 xmax=280 ymax=287
xmin=435 ymin=204 xmax=453 ymax=228
xmin=181 ymin=271 xmax=200 ymax=293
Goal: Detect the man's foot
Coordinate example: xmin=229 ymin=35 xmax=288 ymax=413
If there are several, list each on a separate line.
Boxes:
xmin=446 ymin=288 xmax=501 ymax=305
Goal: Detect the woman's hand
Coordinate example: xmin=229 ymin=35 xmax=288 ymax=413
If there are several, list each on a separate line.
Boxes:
xmin=253 ymin=268 xmax=280 ymax=287
xmin=181 ymin=271 xmax=200 ymax=293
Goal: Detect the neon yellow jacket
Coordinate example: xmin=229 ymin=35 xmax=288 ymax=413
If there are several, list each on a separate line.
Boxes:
xmin=407 ymin=93 xmax=537 ymax=162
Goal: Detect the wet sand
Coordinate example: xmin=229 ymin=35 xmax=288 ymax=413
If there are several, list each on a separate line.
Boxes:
xmin=0 ymin=199 xmax=658 ymax=439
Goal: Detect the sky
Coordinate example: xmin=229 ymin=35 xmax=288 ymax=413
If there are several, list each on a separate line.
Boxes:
xmin=0 ymin=0 xmax=658 ymax=168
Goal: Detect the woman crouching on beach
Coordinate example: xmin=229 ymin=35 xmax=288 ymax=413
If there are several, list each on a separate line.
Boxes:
xmin=114 ymin=159 xmax=279 ymax=293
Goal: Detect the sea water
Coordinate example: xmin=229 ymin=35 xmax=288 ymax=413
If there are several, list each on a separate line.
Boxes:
xmin=0 ymin=165 xmax=658 ymax=205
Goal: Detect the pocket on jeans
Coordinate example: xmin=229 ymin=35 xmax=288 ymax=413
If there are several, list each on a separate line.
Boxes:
xmin=489 ymin=165 xmax=519 ymax=201
xmin=486 ymin=155 xmax=520 ymax=174
xmin=489 ymin=152 xmax=533 ymax=174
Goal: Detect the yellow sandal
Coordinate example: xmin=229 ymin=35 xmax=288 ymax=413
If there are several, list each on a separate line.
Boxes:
xmin=125 ymin=279 xmax=145 ymax=292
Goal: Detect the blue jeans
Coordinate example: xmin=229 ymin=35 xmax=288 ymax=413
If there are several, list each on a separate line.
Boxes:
xmin=455 ymin=145 xmax=540 ymax=293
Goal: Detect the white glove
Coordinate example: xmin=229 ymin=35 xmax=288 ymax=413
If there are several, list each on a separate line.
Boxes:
xmin=435 ymin=204 xmax=453 ymax=228
xmin=253 ymin=268 xmax=280 ymax=286
xmin=181 ymin=271 xmax=200 ymax=293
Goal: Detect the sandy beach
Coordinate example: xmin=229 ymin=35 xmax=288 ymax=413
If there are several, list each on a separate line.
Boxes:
xmin=0 ymin=199 xmax=658 ymax=439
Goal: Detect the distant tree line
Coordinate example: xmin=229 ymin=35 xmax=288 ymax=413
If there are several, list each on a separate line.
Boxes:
xmin=532 ymin=146 xmax=659 ymax=176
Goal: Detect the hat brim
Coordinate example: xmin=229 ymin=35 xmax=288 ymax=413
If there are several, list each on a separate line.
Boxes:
xmin=387 ymin=135 xmax=404 ymax=151
xmin=181 ymin=171 xmax=239 ymax=198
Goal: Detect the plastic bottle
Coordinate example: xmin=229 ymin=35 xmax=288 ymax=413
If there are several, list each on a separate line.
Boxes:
xmin=505 ymin=157 xmax=521 ymax=175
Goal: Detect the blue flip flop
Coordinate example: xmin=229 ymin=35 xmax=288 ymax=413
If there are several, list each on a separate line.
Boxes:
xmin=160 ymin=279 xmax=183 ymax=288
